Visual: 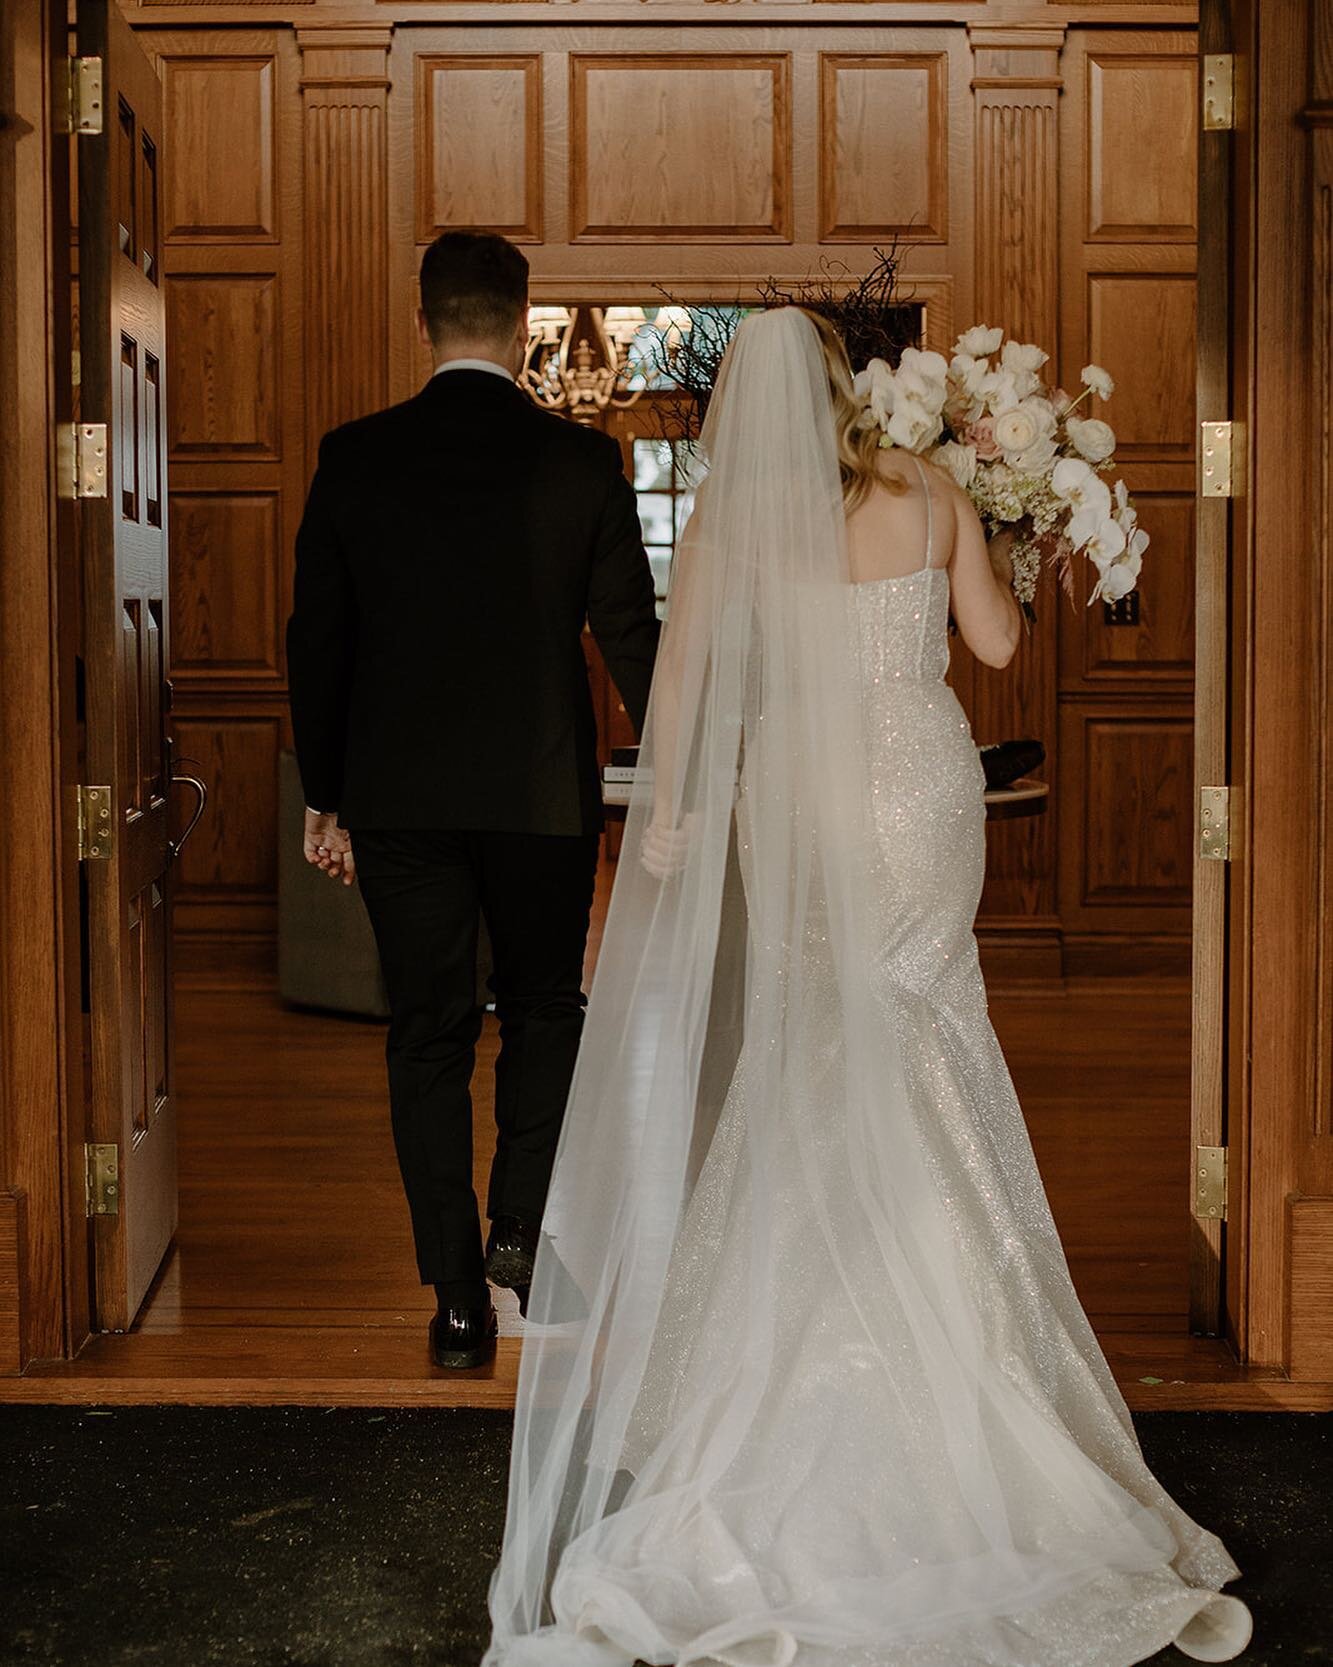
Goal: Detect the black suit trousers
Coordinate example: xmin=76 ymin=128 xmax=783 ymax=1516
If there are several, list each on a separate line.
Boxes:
xmin=353 ymin=828 xmax=600 ymax=1305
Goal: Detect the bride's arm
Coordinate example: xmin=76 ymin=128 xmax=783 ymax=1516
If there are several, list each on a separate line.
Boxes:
xmin=944 ymin=480 xmax=1022 ymax=668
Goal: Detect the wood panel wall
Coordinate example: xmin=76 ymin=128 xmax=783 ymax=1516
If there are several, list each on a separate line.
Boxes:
xmin=123 ymin=0 xmax=1199 ymax=980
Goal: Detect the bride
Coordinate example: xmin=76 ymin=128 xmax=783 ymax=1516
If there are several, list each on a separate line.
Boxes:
xmin=483 ymin=307 xmax=1252 ymax=1667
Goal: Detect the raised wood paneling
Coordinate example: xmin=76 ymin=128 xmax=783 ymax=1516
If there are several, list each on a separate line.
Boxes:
xmin=819 ymin=53 xmax=947 ymax=241
xmin=0 ymin=1193 xmax=23 ymax=1375
xmin=571 ymin=54 xmax=791 ymax=242
xmin=1059 ymin=704 xmax=1193 ymax=934
xmin=1087 ymin=53 xmax=1196 ymax=240
xmin=161 ymin=55 xmax=276 ymax=243
xmin=1087 ymin=272 xmax=1195 ymax=455
xmin=172 ymin=717 xmax=279 ymax=899
xmin=416 ymin=55 xmax=542 ymax=243
xmin=1066 ymin=489 xmax=1196 ymax=683
xmin=165 ymin=273 xmax=279 ymax=457
xmin=170 ymin=492 xmax=281 ymax=680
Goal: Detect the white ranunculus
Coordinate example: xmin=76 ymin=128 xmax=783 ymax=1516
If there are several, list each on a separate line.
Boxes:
xmin=1081 ymin=363 xmax=1116 ymax=400
xmin=999 ymin=340 xmax=1048 ymax=396
xmin=993 ymin=398 xmax=1055 ymax=460
xmin=1066 ymin=416 xmax=1117 ymax=463
xmin=979 ymin=369 xmax=1021 ymax=414
xmin=854 ymin=357 xmax=895 ymax=428
xmin=1099 ymin=550 xmax=1142 ymax=601
xmin=886 ymin=398 xmax=944 ymax=454
xmin=1013 ymin=434 xmax=1059 ymax=476
xmin=955 ymin=324 xmax=1004 ymax=358
xmin=932 ymin=440 xmax=978 ymax=489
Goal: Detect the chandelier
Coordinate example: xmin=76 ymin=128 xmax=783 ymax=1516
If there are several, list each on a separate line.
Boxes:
xmin=521 ymin=305 xmax=693 ymax=424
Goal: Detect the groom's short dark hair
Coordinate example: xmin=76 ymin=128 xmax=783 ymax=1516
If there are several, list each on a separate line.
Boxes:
xmin=419 ymin=231 xmax=529 ymax=346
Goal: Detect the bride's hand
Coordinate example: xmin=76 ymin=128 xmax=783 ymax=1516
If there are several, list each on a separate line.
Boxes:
xmin=642 ymin=814 xmax=695 ymax=880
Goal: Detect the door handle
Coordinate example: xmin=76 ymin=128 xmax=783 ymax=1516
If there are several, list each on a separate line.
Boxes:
xmin=167 ymin=772 xmax=208 ymax=863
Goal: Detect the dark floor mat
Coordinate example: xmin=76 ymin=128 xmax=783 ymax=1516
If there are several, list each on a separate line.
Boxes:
xmin=0 ymin=1407 xmax=1327 ymax=1666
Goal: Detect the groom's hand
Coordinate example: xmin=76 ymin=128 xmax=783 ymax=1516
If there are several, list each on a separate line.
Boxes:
xmin=303 ymin=809 xmax=356 ymax=886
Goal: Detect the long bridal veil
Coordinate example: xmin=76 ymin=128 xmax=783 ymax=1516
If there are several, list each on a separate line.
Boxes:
xmin=484 ymin=308 xmax=1248 ymax=1667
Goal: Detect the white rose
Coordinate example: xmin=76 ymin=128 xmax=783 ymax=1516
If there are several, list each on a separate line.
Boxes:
xmin=1098 ymin=550 xmax=1142 ymax=602
xmin=1081 ymin=363 xmax=1116 ymax=401
xmin=1066 ymin=416 xmax=1117 ymax=463
xmin=955 ymin=324 xmax=1004 ymax=358
xmin=886 ymin=398 xmax=943 ymax=454
xmin=853 ymin=357 xmax=895 ymax=429
xmin=932 ymin=440 xmax=978 ymax=489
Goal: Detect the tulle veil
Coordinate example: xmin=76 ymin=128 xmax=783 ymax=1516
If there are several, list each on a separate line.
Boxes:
xmin=481 ymin=307 xmax=1245 ymax=1667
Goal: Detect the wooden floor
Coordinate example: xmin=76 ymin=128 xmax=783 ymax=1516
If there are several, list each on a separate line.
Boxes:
xmin=11 ymin=869 xmax=1312 ymax=1408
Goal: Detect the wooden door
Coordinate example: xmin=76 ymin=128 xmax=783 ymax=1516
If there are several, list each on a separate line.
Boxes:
xmin=1189 ymin=0 xmax=1253 ymax=1338
xmin=77 ymin=0 xmax=177 ymax=1331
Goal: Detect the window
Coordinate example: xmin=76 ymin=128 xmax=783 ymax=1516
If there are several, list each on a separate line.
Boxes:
xmin=633 ymin=437 xmax=703 ymax=618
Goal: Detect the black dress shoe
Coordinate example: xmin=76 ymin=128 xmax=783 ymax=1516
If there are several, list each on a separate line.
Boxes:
xmin=430 ymin=1301 xmax=497 ymax=1370
xmin=485 ymin=1215 xmax=539 ymax=1292
xmin=980 ymin=738 xmax=1046 ymax=792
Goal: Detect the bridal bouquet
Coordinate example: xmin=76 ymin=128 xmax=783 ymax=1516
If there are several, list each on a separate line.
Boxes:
xmin=854 ymin=325 xmax=1148 ymax=616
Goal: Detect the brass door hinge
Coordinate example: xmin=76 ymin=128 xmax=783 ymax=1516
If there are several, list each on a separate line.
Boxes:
xmin=77 ymin=785 xmax=114 ymax=861
xmin=66 ymin=56 xmax=104 ymax=136
xmin=1193 ymin=1145 xmax=1228 ymax=1222
xmin=56 ymin=423 xmax=108 ymax=500
xmin=85 ymin=1143 xmax=120 ymax=1217
xmin=1199 ymin=785 xmax=1231 ymax=862
xmin=1203 ymin=54 xmax=1235 ymax=130
xmin=1200 ymin=421 xmax=1244 ymax=498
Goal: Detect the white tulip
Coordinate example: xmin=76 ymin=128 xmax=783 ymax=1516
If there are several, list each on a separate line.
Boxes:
xmin=955 ymin=324 xmax=1004 ymax=357
xmin=886 ymin=398 xmax=943 ymax=454
xmin=932 ymin=440 xmax=978 ymax=489
xmin=1081 ymin=363 xmax=1116 ymax=400
xmin=1066 ymin=416 xmax=1117 ymax=463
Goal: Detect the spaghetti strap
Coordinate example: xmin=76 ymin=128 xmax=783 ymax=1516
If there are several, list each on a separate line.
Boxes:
xmin=908 ymin=452 xmax=934 ymax=571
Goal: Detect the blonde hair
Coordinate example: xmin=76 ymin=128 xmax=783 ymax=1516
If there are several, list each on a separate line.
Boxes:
xmin=801 ymin=309 xmax=909 ymax=512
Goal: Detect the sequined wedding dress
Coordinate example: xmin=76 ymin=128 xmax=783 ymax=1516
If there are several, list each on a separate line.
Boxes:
xmin=484 ymin=311 xmax=1252 ymax=1667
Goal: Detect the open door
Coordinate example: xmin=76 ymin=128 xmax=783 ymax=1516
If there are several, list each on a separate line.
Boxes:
xmin=1189 ymin=0 xmax=1252 ymax=1338
xmin=76 ymin=0 xmax=177 ymax=1332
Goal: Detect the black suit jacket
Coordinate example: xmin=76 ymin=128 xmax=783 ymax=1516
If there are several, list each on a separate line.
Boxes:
xmin=286 ymin=370 xmax=660 ymax=835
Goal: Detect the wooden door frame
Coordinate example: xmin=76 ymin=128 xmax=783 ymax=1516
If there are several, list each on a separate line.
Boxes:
xmin=0 ymin=0 xmax=91 ymax=1371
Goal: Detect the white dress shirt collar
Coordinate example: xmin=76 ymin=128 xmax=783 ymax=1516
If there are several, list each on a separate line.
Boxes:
xmin=432 ymin=358 xmax=515 ymax=383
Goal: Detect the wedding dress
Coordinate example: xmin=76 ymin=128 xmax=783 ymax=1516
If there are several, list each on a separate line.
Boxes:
xmin=484 ymin=309 xmax=1252 ymax=1667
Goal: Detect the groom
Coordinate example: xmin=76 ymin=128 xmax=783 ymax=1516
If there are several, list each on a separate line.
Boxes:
xmin=287 ymin=231 xmax=660 ymax=1369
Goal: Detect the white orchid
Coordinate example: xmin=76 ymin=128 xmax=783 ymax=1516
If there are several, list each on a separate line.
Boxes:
xmin=853 ymin=358 xmax=895 ymax=429
xmin=1095 ymin=549 xmax=1143 ymax=603
xmin=948 ymin=352 xmax=989 ymax=401
xmin=978 ymin=368 xmax=1021 ymax=414
xmin=1066 ymin=416 xmax=1117 ymax=464
xmin=1081 ymin=363 xmax=1115 ymax=401
xmin=1051 ymin=457 xmax=1112 ymax=515
xmin=955 ymin=324 xmax=1004 ymax=358
xmin=931 ymin=440 xmax=978 ymax=489
xmin=1075 ymin=514 xmax=1127 ymax=571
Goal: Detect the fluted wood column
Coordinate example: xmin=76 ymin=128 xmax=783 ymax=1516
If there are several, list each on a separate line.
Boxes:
xmin=298 ymin=25 xmax=392 ymax=462
xmin=967 ymin=24 xmax=1066 ymax=964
